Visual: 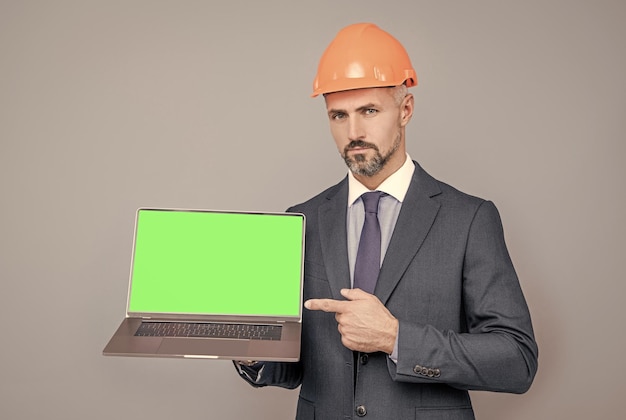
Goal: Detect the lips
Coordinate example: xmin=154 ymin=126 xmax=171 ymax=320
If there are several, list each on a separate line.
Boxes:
xmin=345 ymin=140 xmax=377 ymax=154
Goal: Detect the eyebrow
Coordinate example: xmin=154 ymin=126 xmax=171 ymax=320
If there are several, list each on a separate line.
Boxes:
xmin=327 ymin=103 xmax=379 ymax=115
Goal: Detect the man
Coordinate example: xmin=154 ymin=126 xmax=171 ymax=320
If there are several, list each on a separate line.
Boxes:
xmin=235 ymin=23 xmax=538 ymax=419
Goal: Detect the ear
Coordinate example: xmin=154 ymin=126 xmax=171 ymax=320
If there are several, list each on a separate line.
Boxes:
xmin=400 ymin=93 xmax=414 ymax=126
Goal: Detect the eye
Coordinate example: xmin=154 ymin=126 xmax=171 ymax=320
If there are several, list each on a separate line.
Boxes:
xmin=330 ymin=112 xmax=346 ymax=121
xmin=364 ymin=108 xmax=378 ymax=116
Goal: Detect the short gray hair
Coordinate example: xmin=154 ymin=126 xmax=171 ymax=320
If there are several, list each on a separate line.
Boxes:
xmin=391 ymin=84 xmax=408 ymax=105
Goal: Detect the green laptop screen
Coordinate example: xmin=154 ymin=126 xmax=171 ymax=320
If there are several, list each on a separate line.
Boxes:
xmin=127 ymin=209 xmax=304 ymax=317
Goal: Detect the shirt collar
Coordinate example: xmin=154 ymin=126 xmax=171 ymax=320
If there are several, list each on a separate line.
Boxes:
xmin=348 ymin=153 xmax=416 ymax=206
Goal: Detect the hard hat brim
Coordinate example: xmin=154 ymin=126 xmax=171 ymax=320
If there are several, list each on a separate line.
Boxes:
xmin=311 ymin=72 xmax=417 ymax=97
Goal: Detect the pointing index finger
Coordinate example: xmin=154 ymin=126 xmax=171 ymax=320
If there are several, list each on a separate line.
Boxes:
xmin=304 ymin=298 xmax=347 ymax=313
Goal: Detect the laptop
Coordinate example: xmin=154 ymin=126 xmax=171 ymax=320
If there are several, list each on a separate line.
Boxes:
xmin=103 ymin=207 xmax=305 ymax=361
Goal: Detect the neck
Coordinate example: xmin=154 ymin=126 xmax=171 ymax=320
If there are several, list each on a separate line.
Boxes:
xmin=354 ymin=173 xmax=388 ymax=191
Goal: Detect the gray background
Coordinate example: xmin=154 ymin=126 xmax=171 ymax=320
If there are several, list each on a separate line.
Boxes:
xmin=1 ymin=1 xmax=624 ymax=419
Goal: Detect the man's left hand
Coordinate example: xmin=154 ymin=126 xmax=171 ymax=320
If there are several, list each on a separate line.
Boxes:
xmin=304 ymin=288 xmax=398 ymax=354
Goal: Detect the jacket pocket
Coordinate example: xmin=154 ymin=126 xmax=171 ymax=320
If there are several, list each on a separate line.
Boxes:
xmin=296 ymin=396 xmax=315 ymax=419
xmin=415 ymin=407 xmax=475 ymax=420
xmin=304 ymin=259 xmax=328 ymax=281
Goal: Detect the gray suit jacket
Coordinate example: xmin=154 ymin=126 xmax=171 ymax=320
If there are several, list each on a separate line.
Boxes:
xmin=238 ymin=162 xmax=538 ymax=419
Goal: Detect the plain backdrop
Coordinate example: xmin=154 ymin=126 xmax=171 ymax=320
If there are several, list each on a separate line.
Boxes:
xmin=1 ymin=1 xmax=624 ymax=419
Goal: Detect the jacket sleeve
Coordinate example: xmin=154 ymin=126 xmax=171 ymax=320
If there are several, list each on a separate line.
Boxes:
xmin=388 ymin=201 xmax=538 ymax=393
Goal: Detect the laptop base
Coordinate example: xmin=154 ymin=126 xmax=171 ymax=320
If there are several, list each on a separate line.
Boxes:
xmin=103 ymin=318 xmax=301 ymax=361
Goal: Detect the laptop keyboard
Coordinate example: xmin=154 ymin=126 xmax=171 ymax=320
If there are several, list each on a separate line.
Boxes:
xmin=134 ymin=322 xmax=282 ymax=340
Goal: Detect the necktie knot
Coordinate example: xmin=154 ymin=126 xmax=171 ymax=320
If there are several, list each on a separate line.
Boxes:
xmin=361 ymin=191 xmax=383 ymax=214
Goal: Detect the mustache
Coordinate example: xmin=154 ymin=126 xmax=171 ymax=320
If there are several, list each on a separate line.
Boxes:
xmin=344 ymin=140 xmax=379 ymax=153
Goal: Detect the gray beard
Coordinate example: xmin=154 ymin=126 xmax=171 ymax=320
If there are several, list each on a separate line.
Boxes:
xmin=343 ymin=135 xmax=401 ymax=177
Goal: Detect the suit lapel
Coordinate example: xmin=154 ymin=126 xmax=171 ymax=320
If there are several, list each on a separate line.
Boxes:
xmin=318 ymin=178 xmax=351 ymax=300
xmin=375 ymin=163 xmax=442 ymax=305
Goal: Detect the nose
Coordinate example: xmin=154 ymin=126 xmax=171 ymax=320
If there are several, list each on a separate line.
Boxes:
xmin=347 ymin=116 xmax=365 ymax=141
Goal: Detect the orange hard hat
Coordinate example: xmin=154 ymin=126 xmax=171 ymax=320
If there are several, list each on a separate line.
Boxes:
xmin=312 ymin=23 xmax=417 ymax=97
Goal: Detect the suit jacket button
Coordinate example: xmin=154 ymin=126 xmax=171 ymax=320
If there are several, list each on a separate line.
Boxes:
xmin=356 ymin=405 xmax=367 ymax=417
xmin=413 ymin=364 xmax=423 ymax=374
xmin=360 ymin=354 xmax=369 ymax=365
xmin=434 ymin=368 xmax=441 ymax=378
xmin=427 ymin=368 xmax=435 ymax=377
xmin=421 ymin=367 xmax=429 ymax=376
